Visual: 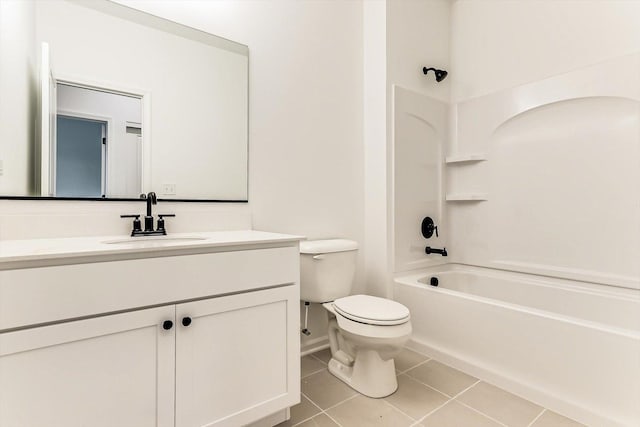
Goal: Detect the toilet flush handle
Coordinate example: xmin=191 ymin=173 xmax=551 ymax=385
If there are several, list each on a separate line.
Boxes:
xmin=312 ymin=254 xmax=326 ymax=260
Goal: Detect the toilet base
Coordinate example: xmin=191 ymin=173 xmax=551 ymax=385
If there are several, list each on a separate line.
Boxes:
xmin=328 ymin=349 xmax=398 ymax=398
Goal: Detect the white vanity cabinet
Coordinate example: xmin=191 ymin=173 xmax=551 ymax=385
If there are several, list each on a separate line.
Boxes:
xmin=0 ymin=305 xmax=176 ymax=427
xmin=175 ymin=286 xmax=295 ymax=427
xmin=0 ymin=232 xmax=301 ymax=427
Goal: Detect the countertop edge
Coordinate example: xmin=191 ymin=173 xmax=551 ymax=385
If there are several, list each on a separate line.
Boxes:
xmin=0 ymin=230 xmax=305 ymax=270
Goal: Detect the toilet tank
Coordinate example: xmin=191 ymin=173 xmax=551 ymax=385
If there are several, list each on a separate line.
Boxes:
xmin=299 ymin=239 xmax=358 ymax=303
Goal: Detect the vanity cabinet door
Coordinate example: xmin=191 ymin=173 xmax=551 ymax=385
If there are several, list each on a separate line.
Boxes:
xmin=175 ymin=286 xmax=300 ymax=427
xmin=0 ymin=306 xmax=176 ymax=427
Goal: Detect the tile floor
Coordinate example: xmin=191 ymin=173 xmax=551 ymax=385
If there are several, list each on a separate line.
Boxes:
xmin=277 ymin=348 xmax=586 ymax=427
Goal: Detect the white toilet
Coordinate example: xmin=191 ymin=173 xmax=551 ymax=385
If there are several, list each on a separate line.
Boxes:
xmin=300 ymin=239 xmax=412 ymax=398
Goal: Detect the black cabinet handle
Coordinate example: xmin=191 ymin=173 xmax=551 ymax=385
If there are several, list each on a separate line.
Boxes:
xmin=162 ymin=320 xmax=174 ymax=330
xmin=182 ymin=317 xmax=192 ymax=327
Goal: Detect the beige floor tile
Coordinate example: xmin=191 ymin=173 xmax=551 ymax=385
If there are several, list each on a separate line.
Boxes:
xmin=394 ymin=348 xmax=429 ymax=373
xmin=384 ymin=375 xmax=449 ymax=420
xmin=301 ymin=370 xmax=357 ymax=410
xmin=530 ymin=410 xmax=586 ymax=427
xmin=456 ymin=382 xmax=543 ymax=427
xmin=311 ymin=348 xmax=332 ymax=365
xmin=302 ymin=355 xmax=326 ymax=378
xmin=421 ymin=400 xmax=503 ymax=427
xmin=327 ymin=395 xmax=414 ymax=426
xmin=406 ymin=360 xmax=477 ymax=397
xmin=297 ymin=413 xmax=340 ymax=427
xmin=276 ymin=394 xmax=321 ymax=426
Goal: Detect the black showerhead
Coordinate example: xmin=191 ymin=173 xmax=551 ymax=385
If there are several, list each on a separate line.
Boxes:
xmin=423 ymin=67 xmax=448 ymax=82
xmin=434 ymin=69 xmax=447 ymax=82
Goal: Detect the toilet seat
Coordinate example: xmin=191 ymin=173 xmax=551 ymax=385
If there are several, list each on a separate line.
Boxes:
xmin=333 ymin=295 xmax=410 ymax=326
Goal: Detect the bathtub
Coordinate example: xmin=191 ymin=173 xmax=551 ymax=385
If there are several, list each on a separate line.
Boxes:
xmin=394 ymin=264 xmax=640 ymax=427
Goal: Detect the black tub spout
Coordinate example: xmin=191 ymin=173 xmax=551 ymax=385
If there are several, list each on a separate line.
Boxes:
xmin=425 ymin=246 xmax=448 ymax=256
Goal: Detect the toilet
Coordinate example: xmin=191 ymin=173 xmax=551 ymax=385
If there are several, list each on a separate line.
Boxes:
xmin=300 ymin=239 xmax=412 ymax=398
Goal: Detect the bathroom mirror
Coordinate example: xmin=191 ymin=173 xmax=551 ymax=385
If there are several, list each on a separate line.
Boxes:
xmin=0 ymin=0 xmax=248 ymax=201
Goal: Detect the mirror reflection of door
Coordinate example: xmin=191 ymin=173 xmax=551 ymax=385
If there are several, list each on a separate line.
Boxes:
xmin=55 ymin=116 xmax=105 ymax=197
xmin=55 ymin=83 xmax=143 ymax=198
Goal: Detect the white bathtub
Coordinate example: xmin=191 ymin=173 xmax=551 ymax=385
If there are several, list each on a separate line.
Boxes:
xmin=394 ymin=264 xmax=640 ymax=427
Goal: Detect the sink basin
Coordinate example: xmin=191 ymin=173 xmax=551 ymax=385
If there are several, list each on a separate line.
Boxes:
xmin=102 ymin=236 xmax=208 ymax=245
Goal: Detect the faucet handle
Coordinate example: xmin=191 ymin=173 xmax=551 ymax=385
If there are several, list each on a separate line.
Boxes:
xmin=120 ymin=214 xmax=142 ymax=234
xmin=156 ymin=214 xmax=175 ymax=234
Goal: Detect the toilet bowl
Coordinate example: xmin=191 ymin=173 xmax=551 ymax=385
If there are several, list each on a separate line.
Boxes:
xmin=323 ymin=295 xmax=411 ymax=397
xmin=299 ymin=239 xmax=412 ymax=398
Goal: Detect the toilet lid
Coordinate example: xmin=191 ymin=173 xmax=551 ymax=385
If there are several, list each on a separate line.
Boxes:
xmin=333 ymin=295 xmax=410 ymax=326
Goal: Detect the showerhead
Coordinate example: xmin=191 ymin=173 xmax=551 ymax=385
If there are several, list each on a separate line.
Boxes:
xmin=423 ymin=67 xmax=448 ymax=82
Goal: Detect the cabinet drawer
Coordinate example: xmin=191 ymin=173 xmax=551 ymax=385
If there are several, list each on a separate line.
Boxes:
xmin=0 ymin=246 xmax=299 ymax=331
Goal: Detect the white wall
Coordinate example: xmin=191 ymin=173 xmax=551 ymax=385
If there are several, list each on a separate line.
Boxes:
xmin=363 ymin=0 xmax=388 ymax=299
xmin=450 ymin=0 xmax=640 ymax=103
xmin=0 ymin=0 xmax=36 ymax=195
xmin=387 ymin=0 xmax=451 ymax=104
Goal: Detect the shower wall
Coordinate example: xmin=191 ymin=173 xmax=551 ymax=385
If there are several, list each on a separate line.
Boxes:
xmin=392 ymin=86 xmax=448 ymax=273
xmin=448 ymin=55 xmax=640 ymax=289
xmin=447 ymin=1 xmax=640 ymax=291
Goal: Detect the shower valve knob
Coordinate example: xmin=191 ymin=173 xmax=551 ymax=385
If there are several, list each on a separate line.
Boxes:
xmin=421 ymin=217 xmax=438 ymax=238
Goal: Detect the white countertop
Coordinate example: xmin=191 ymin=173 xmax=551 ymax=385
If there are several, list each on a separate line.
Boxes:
xmin=0 ymin=230 xmax=304 ymax=269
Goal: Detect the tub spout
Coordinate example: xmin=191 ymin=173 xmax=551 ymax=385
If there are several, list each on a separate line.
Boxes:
xmin=425 ymin=246 xmax=448 ymax=256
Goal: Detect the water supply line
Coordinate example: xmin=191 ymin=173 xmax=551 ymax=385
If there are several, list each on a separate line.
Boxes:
xmin=301 ymin=301 xmax=311 ymax=336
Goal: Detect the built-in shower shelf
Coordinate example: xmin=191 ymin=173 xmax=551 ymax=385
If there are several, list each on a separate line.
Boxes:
xmin=445 ymin=193 xmax=488 ymax=201
xmin=445 ymin=154 xmax=486 ymax=164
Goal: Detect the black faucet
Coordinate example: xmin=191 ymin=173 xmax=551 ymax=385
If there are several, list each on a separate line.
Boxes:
xmin=120 ymin=191 xmax=175 ymax=237
xmin=144 ymin=191 xmax=157 ymax=232
xmin=425 ymin=246 xmax=448 ymax=256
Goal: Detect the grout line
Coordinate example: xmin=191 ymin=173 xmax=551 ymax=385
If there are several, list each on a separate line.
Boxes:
xmin=413 ymin=396 xmax=453 ymax=425
xmin=309 ymin=352 xmax=329 ymax=365
xmin=400 ymin=371 xmax=465 ymax=400
xmin=413 ymin=379 xmax=481 ymax=426
xmin=380 ymin=398 xmax=419 ymax=422
xmin=322 ymin=410 xmax=344 ymax=427
xmin=451 ymin=379 xmax=481 ymax=399
xmin=290 ymin=414 xmax=316 ymax=427
xmin=455 ymin=400 xmax=510 ymax=427
xmin=300 ymin=391 xmax=324 ymax=413
xmin=301 ymin=366 xmax=327 ymax=379
xmin=321 ymin=393 xmax=360 ymax=412
xmin=526 ymin=408 xmax=547 ymax=427
xmin=396 ymin=357 xmax=432 ymax=375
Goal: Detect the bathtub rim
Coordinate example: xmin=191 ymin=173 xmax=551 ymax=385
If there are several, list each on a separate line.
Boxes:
xmin=394 ymin=264 xmax=640 ymax=339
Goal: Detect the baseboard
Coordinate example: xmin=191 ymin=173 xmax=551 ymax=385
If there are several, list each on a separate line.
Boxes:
xmin=406 ymin=338 xmax=625 ymax=427
xmin=301 ymin=335 xmax=329 ymax=356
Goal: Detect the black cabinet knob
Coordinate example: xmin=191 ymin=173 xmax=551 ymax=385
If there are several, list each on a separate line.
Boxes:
xmin=182 ymin=317 xmax=192 ymax=327
xmin=162 ymin=320 xmax=173 ymax=330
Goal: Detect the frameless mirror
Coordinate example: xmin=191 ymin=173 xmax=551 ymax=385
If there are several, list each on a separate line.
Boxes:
xmin=0 ymin=0 xmax=248 ymax=201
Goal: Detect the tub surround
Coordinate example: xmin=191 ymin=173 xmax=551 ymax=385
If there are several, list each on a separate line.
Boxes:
xmin=0 ymin=230 xmax=302 ymax=427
